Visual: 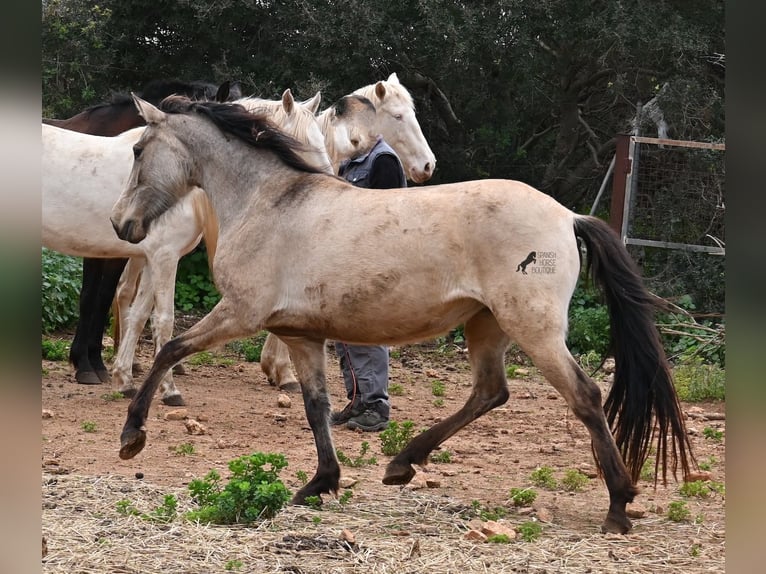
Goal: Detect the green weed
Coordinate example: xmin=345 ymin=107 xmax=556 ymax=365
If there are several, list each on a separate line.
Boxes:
xmin=517 ymin=521 xmax=543 ymax=542
xmin=42 ymin=338 xmax=69 ymax=361
xmin=529 ymin=466 xmax=557 ymax=489
xmin=667 ymin=500 xmax=691 ymax=522
xmin=508 ymin=487 xmax=537 ymax=507
xmin=431 ymin=380 xmax=446 ymax=396
xmin=379 ymin=421 xmax=416 ymax=456
xmin=336 ymin=441 xmax=377 ymax=467
xmin=560 ymin=469 xmax=589 ymax=492
xmin=81 ymin=421 xmax=97 ymax=433
xmin=430 ymin=450 xmax=452 ymax=464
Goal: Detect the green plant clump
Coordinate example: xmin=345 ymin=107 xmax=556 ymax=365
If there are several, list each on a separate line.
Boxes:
xmin=560 ymin=469 xmax=589 ymax=492
xmin=673 ymin=358 xmax=725 ymax=401
xmin=186 ymin=453 xmax=291 ymax=524
xmin=228 ymin=332 xmax=269 ymax=362
xmin=529 ymin=466 xmax=557 ymax=490
xmin=336 ymin=441 xmax=377 ymax=467
xmin=567 ymin=283 xmax=610 ymax=357
xmin=667 ymin=500 xmax=691 ymax=522
xmin=379 ymin=421 xmax=416 ymax=456
xmin=42 ymin=248 xmax=82 ymax=333
xmin=509 ymin=487 xmax=537 ymax=507
xmin=517 ymin=520 xmax=543 ymax=542
xmin=42 ymin=338 xmax=69 ymax=361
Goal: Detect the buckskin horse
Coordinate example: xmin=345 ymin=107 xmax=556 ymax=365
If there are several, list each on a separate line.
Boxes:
xmin=111 ymin=96 xmax=694 ymax=534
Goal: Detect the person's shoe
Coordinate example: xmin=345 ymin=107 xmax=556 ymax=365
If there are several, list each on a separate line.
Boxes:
xmin=346 ymin=407 xmax=389 ymax=432
xmin=330 ymin=400 xmax=363 ymax=426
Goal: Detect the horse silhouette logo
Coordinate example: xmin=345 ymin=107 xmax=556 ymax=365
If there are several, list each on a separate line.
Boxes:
xmin=516 ymin=251 xmax=536 ymax=274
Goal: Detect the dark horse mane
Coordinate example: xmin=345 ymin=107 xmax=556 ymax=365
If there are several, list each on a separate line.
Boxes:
xmin=79 ymin=79 xmax=243 ymax=115
xmin=158 ymin=96 xmax=326 ymax=176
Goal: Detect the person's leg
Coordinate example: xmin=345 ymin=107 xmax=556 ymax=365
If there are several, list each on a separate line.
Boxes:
xmin=342 ymin=344 xmax=390 ymax=431
xmin=330 ymin=341 xmax=365 ymax=425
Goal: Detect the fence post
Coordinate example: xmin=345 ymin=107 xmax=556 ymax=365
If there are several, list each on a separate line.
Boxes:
xmin=608 ymin=133 xmax=632 ymax=235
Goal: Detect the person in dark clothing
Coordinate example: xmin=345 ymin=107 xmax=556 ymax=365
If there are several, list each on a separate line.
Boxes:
xmin=330 ymin=135 xmax=407 ymax=431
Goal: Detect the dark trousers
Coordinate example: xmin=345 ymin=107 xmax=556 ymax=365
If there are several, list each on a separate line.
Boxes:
xmin=334 ymin=342 xmax=390 ymax=418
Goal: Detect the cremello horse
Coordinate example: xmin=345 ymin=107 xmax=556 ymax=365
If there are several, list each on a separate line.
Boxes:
xmin=112 ymin=96 xmax=694 ymax=534
xmin=260 ymin=73 xmax=437 ymax=391
xmin=43 ymin=89 xmax=345 ymax=405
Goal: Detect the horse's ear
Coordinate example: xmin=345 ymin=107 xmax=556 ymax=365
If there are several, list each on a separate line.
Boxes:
xmin=215 ymin=81 xmax=231 ymax=102
xmin=387 ymin=72 xmax=400 ymax=85
xmin=132 ymin=93 xmax=164 ymax=124
xmin=227 ymin=81 xmax=243 ymax=100
xmin=375 ymin=81 xmax=387 ymax=101
xmin=281 ymin=89 xmax=295 ymax=114
xmin=303 ymin=91 xmax=321 ymax=114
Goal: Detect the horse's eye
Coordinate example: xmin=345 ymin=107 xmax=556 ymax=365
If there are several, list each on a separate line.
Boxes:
xmin=351 ymin=139 xmax=360 ymax=147
xmin=133 ymin=146 xmax=143 ymax=159
xmin=394 ymin=114 xmax=403 ymax=121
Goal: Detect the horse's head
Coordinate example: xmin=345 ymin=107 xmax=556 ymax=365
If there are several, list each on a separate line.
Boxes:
xmin=354 ymin=73 xmax=436 ymax=183
xmin=111 ymin=95 xmax=196 ymax=244
xmin=319 ymin=95 xmax=378 ymax=172
xmin=236 ymin=90 xmax=333 ymax=174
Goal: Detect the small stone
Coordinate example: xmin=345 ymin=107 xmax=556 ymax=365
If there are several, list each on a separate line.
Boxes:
xmin=164 ymin=409 xmax=188 ymax=421
xmin=340 ymin=529 xmax=356 ymax=544
xmin=685 ymin=471 xmax=713 ymax=482
xmin=184 ymin=419 xmax=207 ymax=435
xmin=196 ymin=414 xmax=209 ymax=422
xmin=626 ymin=503 xmax=646 ymax=518
xmin=515 ymin=368 xmax=529 ymax=376
xmin=135 ymin=472 xmax=144 ymax=479
xmin=277 ymin=394 xmax=292 ymax=408
xmin=535 ymin=506 xmax=554 ymax=523
xmin=274 ymin=413 xmax=288 ymax=422
xmin=339 ymin=477 xmax=357 ymax=488
xmin=42 ymin=409 xmax=54 ymax=419
xmin=425 ymin=479 xmax=441 ymax=488
xmin=481 ymin=520 xmax=517 ymax=540
xmin=464 ymin=529 xmax=487 ymax=542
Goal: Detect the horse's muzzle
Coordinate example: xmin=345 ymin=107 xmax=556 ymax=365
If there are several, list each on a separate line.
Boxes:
xmin=111 ymin=217 xmax=144 ymax=244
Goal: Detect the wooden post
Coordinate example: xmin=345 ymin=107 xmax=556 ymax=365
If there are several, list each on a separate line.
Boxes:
xmin=609 ymin=134 xmax=632 ymax=235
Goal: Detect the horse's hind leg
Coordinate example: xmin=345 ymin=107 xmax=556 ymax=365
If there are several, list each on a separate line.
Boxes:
xmin=120 ymin=298 xmax=250 ymax=460
xmin=384 ymin=309 xmax=510 ymax=485
xmin=281 ymin=337 xmax=340 ymax=505
xmin=260 ymin=333 xmax=300 ymax=392
xmin=520 ymin=338 xmax=636 ymax=534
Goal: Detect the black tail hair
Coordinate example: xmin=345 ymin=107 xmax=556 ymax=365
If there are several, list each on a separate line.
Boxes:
xmin=573 ymin=215 xmax=694 ymax=484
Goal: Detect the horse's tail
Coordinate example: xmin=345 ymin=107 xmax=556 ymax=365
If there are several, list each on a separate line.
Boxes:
xmin=573 ymin=215 xmax=694 ymax=485
xmin=190 ymin=188 xmax=219 ymax=273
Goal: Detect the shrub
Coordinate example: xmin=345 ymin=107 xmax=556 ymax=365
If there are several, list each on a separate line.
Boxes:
xmin=673 ymin=358 xmax=725 ymax=401
xmin=517 ymin=521 xmax=543 ymax=542
xmin=567 ymin=282 xmax=610 ymax=357
xmin=42 ymin=338 xmax=69 ymax=361
xmin=42 ymin=248 xmax=82 ymax=333
xmin=667 ymin=500 xmax=691 ymax=522
xmin=174 ymin=247 xmax=221 ymax=312
xmin=336 ymin=441 xmax=377 ymax=467
xmin=186 ymin=453 xmax=291 ymax=524
xmin=227 ymin=332 xmax=268 ymax=362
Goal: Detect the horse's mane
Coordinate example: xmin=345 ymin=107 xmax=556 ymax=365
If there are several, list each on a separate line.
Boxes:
xmin=237 ymin=97 xmax=318 ymax=147
xmin=80 ymin=80 xmax=242 ymax=115
xmin=158 ymin=96 xmax=325 ymax=176
xmin=333 ymin=95 xmax=375 ymax=117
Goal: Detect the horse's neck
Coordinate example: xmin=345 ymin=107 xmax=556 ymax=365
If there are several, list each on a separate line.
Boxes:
xmin=189 ymin=131 xmax=299 ymax=230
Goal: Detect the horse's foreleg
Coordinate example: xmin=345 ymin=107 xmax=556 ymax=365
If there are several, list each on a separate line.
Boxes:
xmin=521 ymin=340 xmax=637 ymax=534
xmin=120 ymin=298 xmax=248 ymax=460
xmin=260 ymin=333 xmax=300 ymax=392
xmin=112 ymin=260 xmax=152 ymax=398
xmin=384 ymin=309 xmax=510 ymax=485
xmin=282 ymin=338 xmax=340 ymax=505
xmin=147 ymin=253 xmax=184 ymax=406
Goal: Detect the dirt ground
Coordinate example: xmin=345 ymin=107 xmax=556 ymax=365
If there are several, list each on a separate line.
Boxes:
xmin=41 ymin=329 xmax=726 ymax=573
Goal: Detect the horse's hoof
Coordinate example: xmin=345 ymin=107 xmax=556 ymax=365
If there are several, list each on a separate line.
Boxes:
xmin=119 ymin=426 xmax=147 ymax=460
xmin=600 ymin=514 xmax=632 ymax=535
xmin=161 ymin=394 xmax=186 ymax=407
xmin=75 ymin=370 xmax=103 ymax=385
xmin=172 ymin=363 xmax=187 ymax=376
xmin=96 ymin=369 xmax=111 ymax=383
xmin=278 ymin=381 xmax=301 ymax=393
xmin=382 ymin=461 xmax=416 ymax=485
xmin=131 ymin=362 xmax=144 ymax=376
xmin=119 ymin=387 xmax=137 ymax=398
